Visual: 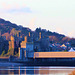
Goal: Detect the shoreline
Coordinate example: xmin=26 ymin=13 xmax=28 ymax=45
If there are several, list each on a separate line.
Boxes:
xmin=0 ymin=61 xmax=23 ymax=67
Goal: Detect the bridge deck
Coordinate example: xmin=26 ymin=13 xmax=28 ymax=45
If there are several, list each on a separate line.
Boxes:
xmin=34 ymin=52 xmax=75 ymax=58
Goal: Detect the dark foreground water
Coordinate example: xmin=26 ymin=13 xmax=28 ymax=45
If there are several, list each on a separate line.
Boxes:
xmin=0 ymin=66 xmax=75 ymax=75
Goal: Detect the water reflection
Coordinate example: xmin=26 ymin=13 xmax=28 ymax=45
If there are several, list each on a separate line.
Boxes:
xmin=0 ymin=66 xmax=75 ymax=75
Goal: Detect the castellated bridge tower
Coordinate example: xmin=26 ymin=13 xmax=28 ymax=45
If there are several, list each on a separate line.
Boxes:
xmin=19 ymin=36 xmax=34 ymax=60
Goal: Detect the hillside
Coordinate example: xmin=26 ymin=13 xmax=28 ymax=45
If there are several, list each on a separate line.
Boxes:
xmin=0 ymin=18 xmax=65 ymax=40
xmin=0 ymin=18 xmax=74 ymax=48
xmin=0 ymin=18 xmax=31 ymax=34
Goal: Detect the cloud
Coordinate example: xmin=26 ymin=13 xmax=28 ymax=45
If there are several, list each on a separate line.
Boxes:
xmin=0 ymin=1 xmax=32 ymax=13
xmin=5 ymin=7 xmax=32 ymax=13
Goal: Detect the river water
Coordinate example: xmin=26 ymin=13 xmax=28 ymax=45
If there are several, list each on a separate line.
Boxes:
xmin=0 ymin=66 xmax=75 ymax=75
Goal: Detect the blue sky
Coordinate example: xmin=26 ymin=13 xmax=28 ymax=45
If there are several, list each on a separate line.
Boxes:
xmin=0 ymin=0 xmax=75 ymax=38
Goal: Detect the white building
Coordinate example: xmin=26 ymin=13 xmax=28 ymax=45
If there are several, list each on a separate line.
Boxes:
xmin=68 ymin=48 xmax=75 ymax=52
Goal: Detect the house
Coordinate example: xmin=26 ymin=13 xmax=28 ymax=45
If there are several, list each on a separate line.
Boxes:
xmin=68 ymin=48 xmax=75 ymax=52
xmin=61 ymin=44 xmax=67 ymax=49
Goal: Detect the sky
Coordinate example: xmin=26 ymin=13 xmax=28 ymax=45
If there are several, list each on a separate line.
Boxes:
xmin=0 ymin=0 xmax=75 ymax=38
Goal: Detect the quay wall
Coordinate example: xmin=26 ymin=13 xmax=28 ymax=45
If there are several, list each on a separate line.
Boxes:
xmin=0 ymin=57 xmax=9 ymax=61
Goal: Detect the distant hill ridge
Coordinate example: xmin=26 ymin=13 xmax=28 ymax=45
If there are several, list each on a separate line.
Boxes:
xmin=0 ymin=18 xmax=64 ymax=36
xmin=0 ymin=18 xmax=75 ymax=46
xmin=0 ymin=18 xmax=31 ymax=35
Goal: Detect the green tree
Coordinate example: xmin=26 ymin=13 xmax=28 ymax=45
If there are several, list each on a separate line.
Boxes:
xmin=1 ymin=50 xmax=5 ymax=57
xmin=6 ymin=48 xmax=14 ymax=56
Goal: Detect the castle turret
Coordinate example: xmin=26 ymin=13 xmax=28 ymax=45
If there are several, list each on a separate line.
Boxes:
xmin=29 ymin=32 xmax=30 ymax=37
xmin=9 ymin=36 xmax=14 ymax=49
xmin=20 ymin=36 xmax=27 ymax=48
xmin=8 ymin=36 xmax=15 ymax=55
xmin=39 ymin=32 xmax=41 ymax=39
xmin=24 ymin=36 xmax=27 ymax=43
xmin=17 ymin=31 xmax=21 ymax=37
xmin=11 ymin=36 xmax=14 ymax=49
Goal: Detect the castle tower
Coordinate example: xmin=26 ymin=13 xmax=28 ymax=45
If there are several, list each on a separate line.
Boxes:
xmin=17 ymin=31 xmax=21 ymax=37
xmin=11 ymin=36 xmax=14 ymax=41
xmin=29 ymin=32 xmax=30 ymax=37
xmin=24 ymin=36 xmax=27 ymax=43
xmin=8 ymin=36 xmax=15 ymax=55
xmin=9 ymin=41 xmax=12 ymax=50
xmin=9 ymin=36 xmax=14 ymax=50
xmin=39 ymin=32 xmax=41 ymax=39
xmin=11 ymin=36 xmax=14 ymax=49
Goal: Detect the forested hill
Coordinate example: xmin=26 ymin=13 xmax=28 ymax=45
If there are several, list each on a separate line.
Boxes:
xmin=0 ymin=18 xmax=75 ymax=46
xmin=0 ymin=18 xmax=31 ymax=34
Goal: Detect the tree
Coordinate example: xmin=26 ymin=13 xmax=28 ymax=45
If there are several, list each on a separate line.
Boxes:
xmin=6 ymin=48 xmax=14 ymax=56
xmin=1 ymin=50 xmax=5 ymax=56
